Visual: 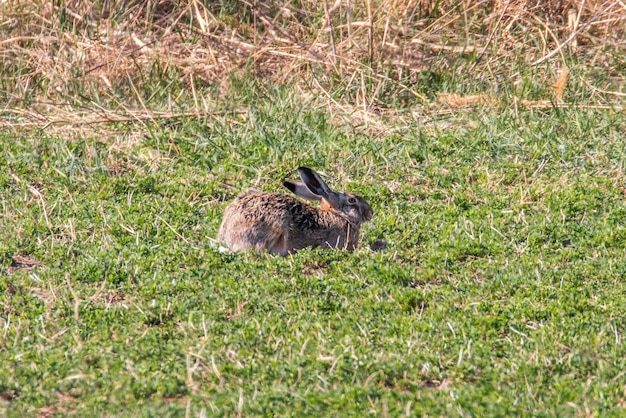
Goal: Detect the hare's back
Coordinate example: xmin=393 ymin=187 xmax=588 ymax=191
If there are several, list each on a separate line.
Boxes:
xmin=220 ymin=190 xmax=316 ymax=235
xmin=218 ymin=191 xmax=312 ymax=255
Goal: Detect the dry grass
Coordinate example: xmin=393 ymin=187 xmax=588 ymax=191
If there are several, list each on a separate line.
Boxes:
xmin=0 ymin=0 xmax=624 ymax=132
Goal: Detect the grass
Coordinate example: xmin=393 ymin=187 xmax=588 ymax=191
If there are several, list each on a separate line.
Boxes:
xmin=2 ymin=85 xmax=626 ymax=415
xmin=2 ymin=0 xmax=626 ymax=416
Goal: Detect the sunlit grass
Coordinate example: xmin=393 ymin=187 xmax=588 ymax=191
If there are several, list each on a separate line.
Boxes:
xmin=2 ymin=87 xmax=626 ymax=415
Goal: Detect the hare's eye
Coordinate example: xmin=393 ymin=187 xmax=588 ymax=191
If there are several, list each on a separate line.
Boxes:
xmin=348 ymin=197 xmax=357 ymax=205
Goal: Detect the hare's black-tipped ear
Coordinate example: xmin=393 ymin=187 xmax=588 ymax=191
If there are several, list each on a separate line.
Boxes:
xmin=283 ymin=180 xmax=322 ymax=202
xmin=297 ymin=167 xmax=332 ymax=198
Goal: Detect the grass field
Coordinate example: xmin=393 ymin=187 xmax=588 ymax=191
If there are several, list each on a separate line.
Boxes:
xmin=2 ymin=1 xmax=626 ymax=416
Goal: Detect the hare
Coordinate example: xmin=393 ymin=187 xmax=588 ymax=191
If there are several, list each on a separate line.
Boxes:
xmin=217 ymin=167 xmax=373 ymax=256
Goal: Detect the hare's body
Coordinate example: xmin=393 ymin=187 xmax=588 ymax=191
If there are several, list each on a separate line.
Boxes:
xmin=217 ymin=167 xmax=373 ymax=255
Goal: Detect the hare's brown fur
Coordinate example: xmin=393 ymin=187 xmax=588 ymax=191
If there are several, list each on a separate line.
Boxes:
xmin=217 ymin=168 xmax=373 ymax=255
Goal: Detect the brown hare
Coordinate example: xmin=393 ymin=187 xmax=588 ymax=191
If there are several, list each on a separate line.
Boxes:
xmin=217 ymin=167 xmax=373 ymax=255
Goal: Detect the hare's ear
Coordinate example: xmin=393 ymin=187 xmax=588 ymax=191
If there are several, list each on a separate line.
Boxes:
xmin=283 ymin=180 xmax=322 ymax=202
xmin=297 ymin=167 xmax=333 ymax=198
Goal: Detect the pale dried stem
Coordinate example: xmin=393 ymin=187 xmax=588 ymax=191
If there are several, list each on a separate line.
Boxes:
xmin=0 ymin=0 xmax=623 ymax=133
xmin=532 ymin=0 xmax=622 ymax=65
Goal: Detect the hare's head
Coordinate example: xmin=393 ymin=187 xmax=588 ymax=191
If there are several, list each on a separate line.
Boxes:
xmin=283 ymin=167 xmax=374 ymax=224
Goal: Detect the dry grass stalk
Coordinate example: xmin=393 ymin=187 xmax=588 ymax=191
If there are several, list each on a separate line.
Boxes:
xmin=437 ymin=93 xmax=498 ymax=107
xmin=0 ymin=0 xmax=623 ymax=130
xmin=553 ymin=65 xmax=570 ymax=101
xmin=531 ymin=0 xmax=623 ymax=65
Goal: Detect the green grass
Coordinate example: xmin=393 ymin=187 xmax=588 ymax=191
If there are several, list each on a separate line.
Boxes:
xmin=2 ymin=1 xmax=624 ymax=415
xmin=2 ymin=80 xmax=626 ymax=416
